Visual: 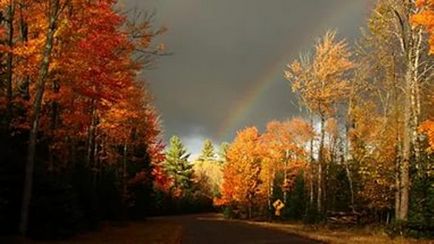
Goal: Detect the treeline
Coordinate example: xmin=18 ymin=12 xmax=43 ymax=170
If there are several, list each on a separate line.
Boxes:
xmin=216 ymin=0 xmax=434 ymax=237
xmin=0 ymin=0 xmax=171 ymax=239
xmin=160 ymin=136 xmax=225 ymax=214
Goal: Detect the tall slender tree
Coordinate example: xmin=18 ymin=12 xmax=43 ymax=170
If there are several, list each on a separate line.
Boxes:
xmin=20 ymin=0 xmax=64 ymax=235
xmin=285 ymin=31 xmax=353 ymax=213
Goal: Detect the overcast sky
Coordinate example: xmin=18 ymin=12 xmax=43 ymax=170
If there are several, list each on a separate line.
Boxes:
xmin=123 ymin=0 xmax=373 ymax=155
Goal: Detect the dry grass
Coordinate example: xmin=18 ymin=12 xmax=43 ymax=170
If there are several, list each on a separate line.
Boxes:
xmin=2 ymin=220 xmax=183 ymax=244
xmin=240 ymin=220 xmax=434 ymax=244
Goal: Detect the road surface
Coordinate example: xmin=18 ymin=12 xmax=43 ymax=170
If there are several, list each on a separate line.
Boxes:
xmin=158 ymin=213 xmax=323 ymax=244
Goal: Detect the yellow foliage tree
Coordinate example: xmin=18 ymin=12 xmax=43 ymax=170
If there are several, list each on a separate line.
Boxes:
xmin=285 ymin=31 xmax=353 ymax=212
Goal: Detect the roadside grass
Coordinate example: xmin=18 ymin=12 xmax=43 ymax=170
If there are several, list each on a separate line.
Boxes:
xmin=1 ymin=220 xmax=183 ymax=244
xmin=241 ymin=220 xmax=434 ymax=244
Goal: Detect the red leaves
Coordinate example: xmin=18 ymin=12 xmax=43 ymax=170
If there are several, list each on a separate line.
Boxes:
xmin=0 ymin=0 xmax=168 ymax=187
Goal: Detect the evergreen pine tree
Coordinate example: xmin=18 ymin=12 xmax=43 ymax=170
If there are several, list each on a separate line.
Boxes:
xmin=164 ymin=136 xmax=193 ymax=195
xmin=198 ymin=139 xmax=216 ymax=162
xmin=218 ymin=142 xmax=229 ymax=164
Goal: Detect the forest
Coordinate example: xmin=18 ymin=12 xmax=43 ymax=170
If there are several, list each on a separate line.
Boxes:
xmin=0 ymin=0 xmax=433 ymax=242
xmin=0 ymin=0 xmax=174 ymax=238
xmin=215 ymin=0 xmax=434 ymax=238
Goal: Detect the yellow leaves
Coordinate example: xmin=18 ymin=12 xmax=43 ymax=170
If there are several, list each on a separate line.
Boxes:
xmin=285 ymin=31 xmax=353 ymax=117
xmin=314 ymin=31 xmax=353 ymax=82
xmin=285 ymin=60 xmax=303 ymax=86
xmin=350 ymin=100 xmax=400 ymax=210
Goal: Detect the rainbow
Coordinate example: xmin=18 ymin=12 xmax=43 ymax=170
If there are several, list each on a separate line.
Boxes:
xmin=215 ymin=59 xmax=287 ymax=140
xmin=215 ymin=1 xmax=369 ymax=141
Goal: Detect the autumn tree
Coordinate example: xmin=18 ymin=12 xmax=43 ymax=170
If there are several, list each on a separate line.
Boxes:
xmin=217 ymin=127 xmax=263 ymax=219
xmin=420 ymin=120 xmax=434 ymax=151
xmin=259 ymin=119 xmax=310 ymax=216
xmin=413 ymin=0 xmax=434 ymax=53
xmin=413 ymin=0 xmax=434 ymax=155
xmin=0 ymin=0 xmax=168 ymax=236
xmin=20 ymin=0 xmax=68 ymax=235
xmin=356 ymin=0 xmax=433 ymax=221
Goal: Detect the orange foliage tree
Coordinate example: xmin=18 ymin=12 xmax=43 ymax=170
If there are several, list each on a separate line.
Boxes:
xmin=0 ymin=0 xmax=168 ymax=235
xmin=413 ymin=0 xmax=434 ymax=154
xmin=259 ymin=120 xmax=309 ymax=209
xmin=217 ymin=120 xmax=312 ymax=219
xmin=217 ymin=127 xmax=262 ymax=218
xmin=413 ymin=0 xmax=434 ymax=53
xmin=420 ymin=120 xmax=434 ymax=152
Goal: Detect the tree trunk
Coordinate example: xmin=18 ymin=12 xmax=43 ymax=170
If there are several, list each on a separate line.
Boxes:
xmin=283 ymin=150 xmax=289 ymax=204
xmin=410 ymin=29 xmax=423 ymax=163
xmin=392 ymin=0 xmax=426 ymax=222
xmin=20 ymin=0 xmax=60 ymax=235
xmin=395 ymin=156 xmax=401 ymax=219
xmin=268 ymin=169 xmax=274 ymax=218
xmin=309 ymin=116 xmax=314 ymax=207
xmin=398 ymin=63 xmax=412 ymax=221
xmin=344 ymin=124 xmax=355 ymax=211
xmin=92 ymin=132 xmax=99 ymax=186
xmin=95 ymin=135 xmax=104 ymax=184
xmin=317 ymin=115 xmax=325 ymax=213
xmin=122 ymin=140 xmax=128 ymax=202
xmin=344 ymin=158 xmax=355 ymax=211
xmin=86 ymin=100 xmax=97 ymax=166
xmin=50 ymin=80 xmax=60 ymax=130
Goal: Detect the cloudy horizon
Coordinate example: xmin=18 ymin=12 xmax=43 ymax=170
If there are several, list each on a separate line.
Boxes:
xmin=124 ymin=0 xmax=374 ymax=155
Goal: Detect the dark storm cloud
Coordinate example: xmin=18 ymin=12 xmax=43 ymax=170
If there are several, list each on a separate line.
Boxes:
xmin=123 ymin=0 xmax=372 ymax=153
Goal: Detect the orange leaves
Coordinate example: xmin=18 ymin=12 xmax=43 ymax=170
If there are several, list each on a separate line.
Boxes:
xmin=286 ymin=117 xmax=315 ymax=145
xmin=420 ymin=119 xmax=434 ymax=152
xmin=260 ymin=120 xmax=307 ymax=167
xmin=260 ymin=119 xmax=309 ymax=191
xmin=413 ymin=0 xmax=434 ymax=53
xmin=218 ymin=127 xmax=261 ymax=207
xmin=217 ymin=120 xmax=310 ymax=213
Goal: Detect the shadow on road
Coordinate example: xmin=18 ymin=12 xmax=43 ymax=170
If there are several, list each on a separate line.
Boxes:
xmin=157 ymin=213 xmax=324 ymax=244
